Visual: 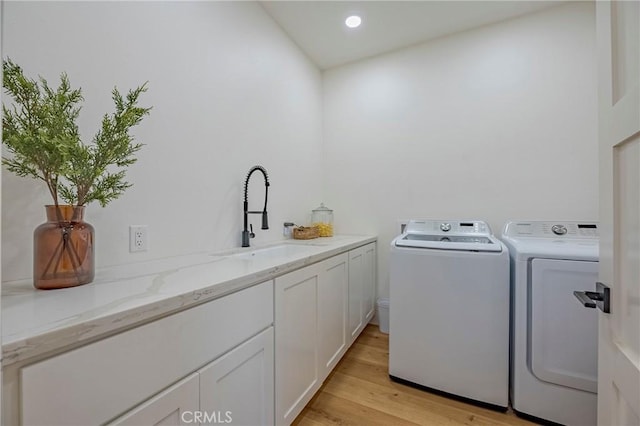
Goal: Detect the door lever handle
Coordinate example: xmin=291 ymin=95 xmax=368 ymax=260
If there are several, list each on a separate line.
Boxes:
xmin=573 ymin=282 xmax=611 ymax=314
xmin=573 ymin=291 xmax=597 ymax=308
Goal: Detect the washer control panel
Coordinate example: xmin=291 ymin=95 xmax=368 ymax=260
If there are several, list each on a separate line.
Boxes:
xmin=504 ymin=221 xmax=598 ymax=239
xmin=405 ymin=220 xmax=492 ymax=236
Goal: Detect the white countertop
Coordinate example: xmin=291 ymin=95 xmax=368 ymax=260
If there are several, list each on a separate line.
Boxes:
xmin=2 ymin=235 xmax=376 ymax=366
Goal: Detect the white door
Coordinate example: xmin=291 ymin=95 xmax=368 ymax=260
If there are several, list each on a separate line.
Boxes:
xmin=199 ymin=327 xmax=274 ymax=426
xmin=596 ymin=1 xmax=640 ymax=425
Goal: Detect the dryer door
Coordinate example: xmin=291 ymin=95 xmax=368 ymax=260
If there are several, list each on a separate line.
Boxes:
xmin=529 ymin=258 xmax=598 ymax=393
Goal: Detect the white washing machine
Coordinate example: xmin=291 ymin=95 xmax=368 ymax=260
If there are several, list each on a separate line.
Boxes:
xmin=389 ymin=220 xmax=510 ymax=410
xmin=501 ymin=221 xmax=598 ymax=426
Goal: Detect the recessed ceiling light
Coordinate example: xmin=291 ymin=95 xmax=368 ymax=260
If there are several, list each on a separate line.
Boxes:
xmin=345 ymin=15 xmax=362 ymax=29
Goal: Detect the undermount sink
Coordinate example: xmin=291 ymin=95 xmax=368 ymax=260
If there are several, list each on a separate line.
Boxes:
xmin=229 ymin=244 xmax=317 ymax=260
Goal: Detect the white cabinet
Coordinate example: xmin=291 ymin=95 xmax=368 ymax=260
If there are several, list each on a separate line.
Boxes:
xmin=348 ymin=247 xmax=364 ymax=342
xmin=363 ymin=243 xmax=377 ymax=323
xmin=113 ymin=327 xmax=274 ymax=426
xmin=318 ymin=253 xmax=349 ymax=379
xmin=275 ymin=247 xmax=373 ymax=425
xmin=110 ymin=373 xmax=199 ymax=426
xmin=21 ymin=281 xmax=273 ymax=426
xmin=200 ymin=327 xmax=274 ymax=426
xmin=275 ymin=263 xmax=322 ymax=425
xmin=348 ymin=243 xmax=377 ymax=343
xmin=12 ymin=242 xmax=376 ymax=426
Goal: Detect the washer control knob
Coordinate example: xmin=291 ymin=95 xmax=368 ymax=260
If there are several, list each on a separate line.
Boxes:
xmin=440 ymin=223 xmax=451 ymax=232
xmin=552 ymin=224 xmax=567 ymax=235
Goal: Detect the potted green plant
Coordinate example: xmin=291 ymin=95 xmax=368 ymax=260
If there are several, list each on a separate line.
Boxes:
xmin=2 ymin=58 xmax=151 ymax=289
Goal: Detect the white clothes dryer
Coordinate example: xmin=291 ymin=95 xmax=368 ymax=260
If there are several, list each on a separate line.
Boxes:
xmin=501 ymin=221 xmax=598 ymax=426
xmin=389 ymin=220 xmax=510 ymax=410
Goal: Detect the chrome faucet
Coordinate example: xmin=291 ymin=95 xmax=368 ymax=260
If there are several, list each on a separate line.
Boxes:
xmin=242 ymin=165 xmax=270 ymax=247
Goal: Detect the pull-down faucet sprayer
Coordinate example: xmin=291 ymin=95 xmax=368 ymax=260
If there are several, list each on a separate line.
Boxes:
xmin=242 ymin=165 xmax=270 ymax=247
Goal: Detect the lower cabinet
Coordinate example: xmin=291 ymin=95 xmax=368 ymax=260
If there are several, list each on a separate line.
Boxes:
xmin=275 ymin=243 xmax=376 ymax=425
xmin=110 ymin=373 xmax=200 ymax=426
xmin=12 ymin=243 xmax=376 ymax=426
xmin=19 ymin=281 xmax=274 ymax=426
xmin=348 ymin=243 xmax=377 ymax=343
xmin=317 ymin=253 xmax=349 ymax=379
xmin=348 ymin=248 xmax=365 ymax=342
xmin=112 ymin=327 xmax=274 ymax=426
xmin=362 ymin=243 xmax=377 ymax=324
xmin=275 ymin=262 xmax=323 ymax=425
xmin=199 ymin=327 xmax=274 ymax=426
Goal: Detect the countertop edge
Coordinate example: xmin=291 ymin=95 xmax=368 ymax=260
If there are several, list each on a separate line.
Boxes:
xmin=2 ymin=236 xmax=376 ymax=367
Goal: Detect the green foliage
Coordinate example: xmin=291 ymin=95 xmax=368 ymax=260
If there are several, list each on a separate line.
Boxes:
xmin=2 ymin=58 xmax=151 ymax=207
xmin=2 ymin=58 xmax=82 ymax=204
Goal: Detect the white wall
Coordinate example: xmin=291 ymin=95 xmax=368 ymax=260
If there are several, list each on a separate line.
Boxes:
xmin=2 ymin=2 xmax=599 ymax=296
xmin=2 ymin=1 xmax=323 ymax=281
xmin=323 ymin=2 xmax=598 ymax=298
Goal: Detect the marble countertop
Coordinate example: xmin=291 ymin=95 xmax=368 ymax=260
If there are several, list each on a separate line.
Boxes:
xmin=2 ymin=235 xmax=376 ymax=367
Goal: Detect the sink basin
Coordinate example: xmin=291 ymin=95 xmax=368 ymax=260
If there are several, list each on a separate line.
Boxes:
xmin=229 ymin=244 xmax=317 ymax=260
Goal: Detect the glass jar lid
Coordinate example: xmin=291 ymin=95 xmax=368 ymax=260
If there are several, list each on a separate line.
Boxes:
xmin=312 ymin=202 xmax=332 ymax=213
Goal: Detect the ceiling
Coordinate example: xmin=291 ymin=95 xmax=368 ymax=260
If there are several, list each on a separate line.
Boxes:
xmin=260 ymin=1 xmax=566 ymax=70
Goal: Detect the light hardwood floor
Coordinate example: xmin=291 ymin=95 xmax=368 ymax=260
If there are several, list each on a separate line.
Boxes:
xmin=293 ymin=325 xmax=538 ymax=426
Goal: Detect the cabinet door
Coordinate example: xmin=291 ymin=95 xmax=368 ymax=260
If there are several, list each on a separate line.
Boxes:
xmin=275 ymin=265 xmax=321 ymax=425
xmin=199 ymin=327 xmax=274 ymax=426
xmin=318 ymin=253 xmax=348 ymax=380
xmin=348 ymin=247 xmax=364 ymax=343
xmin=109 ymin=373 xmax=199 ymax=426
xmin=363 ymin=243 xmax=377 ymax=322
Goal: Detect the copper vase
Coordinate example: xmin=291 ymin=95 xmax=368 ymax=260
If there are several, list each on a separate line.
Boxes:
xmin=33 ymin=205 xmax=95 ymax=290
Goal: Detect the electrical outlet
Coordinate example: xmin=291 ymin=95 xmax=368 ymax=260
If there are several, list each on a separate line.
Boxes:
xmin=129 ymin=225 xmax=148 ymax=252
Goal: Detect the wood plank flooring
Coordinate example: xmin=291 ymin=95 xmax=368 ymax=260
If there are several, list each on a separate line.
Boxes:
xmin=293 ymin=325 xmax=538 ymax=426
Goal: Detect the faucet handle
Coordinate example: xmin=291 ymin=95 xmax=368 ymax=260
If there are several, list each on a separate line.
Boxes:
xmin=249 ymin=224 xmax=255 ymax=239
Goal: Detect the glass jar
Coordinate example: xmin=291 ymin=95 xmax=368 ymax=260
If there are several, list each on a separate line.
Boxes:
xmin=283 ymin=222 xmax=295 ymax=239
xmin=311 ymin=203 xmax=334 ymax=237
